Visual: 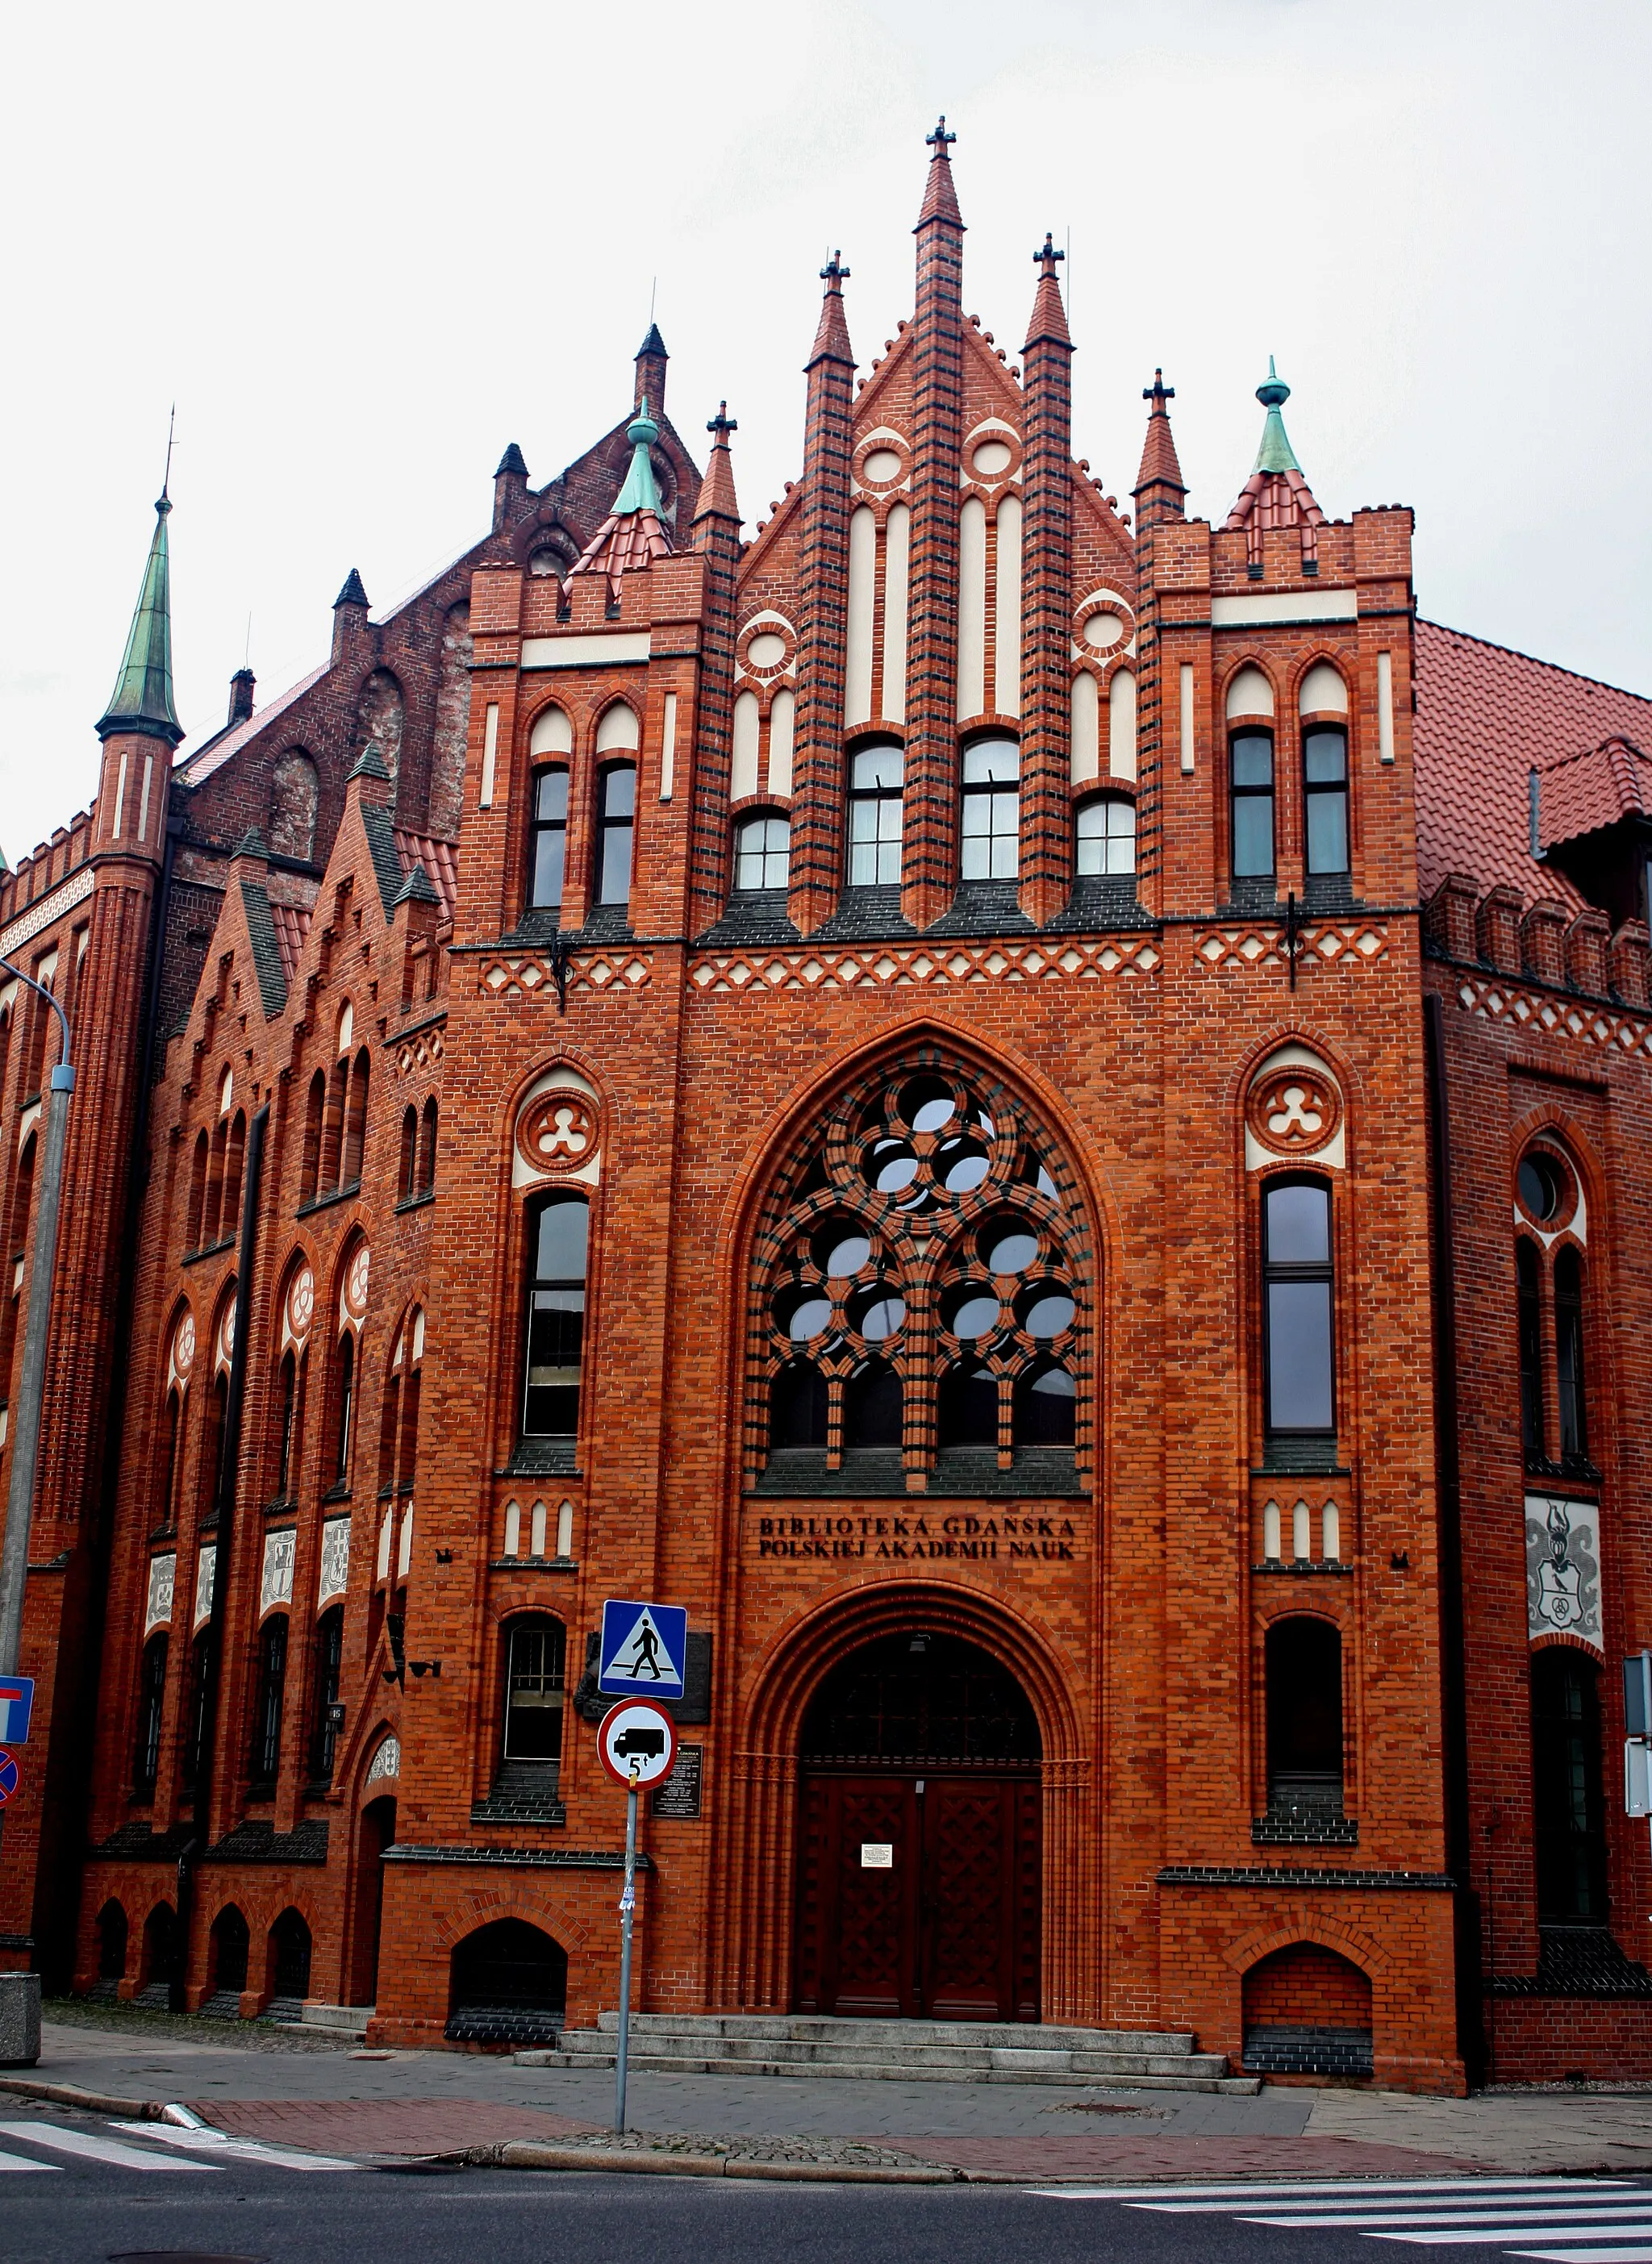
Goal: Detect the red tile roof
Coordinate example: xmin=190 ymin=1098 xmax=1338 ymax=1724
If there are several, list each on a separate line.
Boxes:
xmin=1414 ymin=619 xmax=1652 ymax=908
xmin=393 ymin=826 xmax=458 ymax=927
xmin=269 ymin=901 xmax=312 ymax=988
xmin=1539 ymin=736 xmax=1652 ymax=852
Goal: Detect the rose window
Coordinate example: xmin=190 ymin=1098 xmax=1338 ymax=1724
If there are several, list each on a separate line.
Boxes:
xmin=749 ymin=1062 xmax=1089 ymax=1485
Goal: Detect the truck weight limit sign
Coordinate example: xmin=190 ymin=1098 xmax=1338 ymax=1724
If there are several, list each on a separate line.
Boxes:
xmin=598 ymin=1700 xmax=678 ymax=1789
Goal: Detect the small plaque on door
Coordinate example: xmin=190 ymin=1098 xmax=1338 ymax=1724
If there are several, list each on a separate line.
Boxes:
xmin=860 ymin=1841 xmax=894 ymax=1869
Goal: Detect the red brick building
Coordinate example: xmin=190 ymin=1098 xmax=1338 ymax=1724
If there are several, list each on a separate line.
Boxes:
xmin=2 ymin=127 xmax=1647 ymax=2090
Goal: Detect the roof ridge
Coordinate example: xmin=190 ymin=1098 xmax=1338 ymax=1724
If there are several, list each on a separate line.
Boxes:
xmin=1420 ymin=617 xmax=1652 ymax=706
xmin=1537 ymin=732 xmax=1652 ymax=776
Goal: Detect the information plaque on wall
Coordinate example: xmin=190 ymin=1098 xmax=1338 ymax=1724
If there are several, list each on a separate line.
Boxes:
xmin=651 ymin=1743 xmax=703 ymax=1820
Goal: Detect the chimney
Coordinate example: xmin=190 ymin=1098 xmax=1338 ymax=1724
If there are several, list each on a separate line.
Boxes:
xmin=227 ymin=668 xmax=256 ymax=728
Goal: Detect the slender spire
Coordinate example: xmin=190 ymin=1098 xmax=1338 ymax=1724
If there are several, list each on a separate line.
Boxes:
xmin=1251 ymin=356 xmax=1301 ymax=473
xmin=695 ymin=402 xmax=741 ymax=527
xmin=808 ymin=250 xmax=855 ymax=369
xmin=333 ymin=567 xmax=369 ymax=611
xmin=634 ymin=322 xmax=669 ymax=414
xmin=917 ymin=114 xmax=962 ymax=227
xmin=1223 ymin=357 xmax=1325 ymax=561
xmin=1133 ymin=369 xmax=1187 ymax=515
xmin=566 ymin=398 xmax=673 ymax=602
xmin=1024 ymin=231 xmax=1070 ymax=350
xmin=97 ymin=490 xmax=183 ymax=745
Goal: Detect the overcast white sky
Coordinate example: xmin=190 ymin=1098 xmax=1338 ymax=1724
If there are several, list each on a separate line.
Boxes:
xmin=2 ymin=0 xmax=1647 ymax=865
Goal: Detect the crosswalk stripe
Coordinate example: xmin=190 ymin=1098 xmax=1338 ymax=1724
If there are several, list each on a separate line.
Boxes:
xmin=0 ymin=2146 xmax=62 ymax=2172
xmin=1039 ymin=2181 xmax=1626 ymax=2204
xmin=111 ymin=2120 xmax=357 ymax=2172
xmin=1240 ymin=2210 xmax=1652 ymax=2231
xmin=1366 ymin=2237 xmax=1652 ymax=2252
xmin=1512 ymin=2250 xmax=1652 ymax=2262
xmin=0 ymin=2121 xmax=216 ymax=2172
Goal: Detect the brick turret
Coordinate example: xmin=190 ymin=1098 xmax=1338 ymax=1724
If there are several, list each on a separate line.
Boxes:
xmin=1017 ymin=234 xmax=1074 ymax=928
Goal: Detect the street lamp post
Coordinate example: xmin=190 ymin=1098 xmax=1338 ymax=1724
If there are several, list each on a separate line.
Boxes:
xmin=0 ymin=957 xmax=74 ymax=1675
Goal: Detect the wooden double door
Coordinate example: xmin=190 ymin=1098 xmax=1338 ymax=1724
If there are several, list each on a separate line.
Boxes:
xmin=794 ymin=1770 xmax=1041 ymax=2022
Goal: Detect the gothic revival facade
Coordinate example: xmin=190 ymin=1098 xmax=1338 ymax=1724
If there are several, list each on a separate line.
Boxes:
xmin=2 ymin=127 xmax=1648 ymax=2089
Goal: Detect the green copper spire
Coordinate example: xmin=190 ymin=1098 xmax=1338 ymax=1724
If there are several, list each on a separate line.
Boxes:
xmin=1251 ymin=356 xmax=1302 ymax=477
xmin=98 ymin=492 xmax=183 ymax=744
xmin=610 ymin=398 xmax=664 ymax=517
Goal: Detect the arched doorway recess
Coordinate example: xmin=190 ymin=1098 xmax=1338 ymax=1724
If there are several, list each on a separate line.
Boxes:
xmin=795 ymin=1632 xmax=1041 ymax=2021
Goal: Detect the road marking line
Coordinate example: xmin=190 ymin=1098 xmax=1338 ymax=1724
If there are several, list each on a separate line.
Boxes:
xmin=0 ymin=2122 xmax=216 ymax=2172
xmin=1238 ymin=2211 xmax=1652 ymax=2231
xmin=0 ymin=2146 xmax=62 ymax=2172
xmin=1037 ymin=2180 xmax=1626 ymax=2203
xmin=1365 ymin=2233 xmax=1652 ymax=2249
xmin=1512 ymin=2251 xmax=1652 ymax=2262
xmin=111 ymin=2120 xmax=357 ymax=2172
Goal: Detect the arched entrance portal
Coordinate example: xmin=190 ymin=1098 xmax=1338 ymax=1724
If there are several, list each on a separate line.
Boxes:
xmin=793 ymin=1632 xmax=1041 ymax=2023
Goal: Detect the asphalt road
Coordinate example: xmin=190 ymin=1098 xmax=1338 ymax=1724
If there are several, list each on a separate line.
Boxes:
xmin=6 ymin=2110 xmax=1652 ymax=2264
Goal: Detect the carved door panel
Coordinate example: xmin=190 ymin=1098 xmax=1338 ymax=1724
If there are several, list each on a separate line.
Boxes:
xmin=923 ymin=1778 xmax=1014 ymax=2020
xmin=795 ymin=1775 xmax=917 ymax=2016
xmin=795 ymin=1772 xmax=1039 ymax=2021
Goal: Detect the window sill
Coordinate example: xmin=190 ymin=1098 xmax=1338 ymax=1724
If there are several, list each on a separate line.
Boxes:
xmin=753 ymin=1446 xmax=1085 ymax=1500
xmin=1525 ymin=1453 xmax=1601 ymax=1488
xmin=264 ymin=1495 xmax=294 ymax=1520
xmin=490 ymin=1555 xmax=579 ymax=1574
xmin=471 ymin=1761 xmax=566 ymax=1828
xmin=182 ymin=1236 xmax=236 ymax=1268
xmin=504 ymin=1439 xmax=580 ymax=1478
xmin=1253 ymin=1810 xmax=1358 ymax=1847
xmin=1257 ymin=1437 xmax=1345 ymax=1477
xmin=1254 ymin=1557 xmax=1354 ymax=1577
xmin=322 ymin=1481 xmax=352 ymax=1506
xmin=297 ymin=1179 xmax=362 ymax=1220
xmin=394 ymin=1189 xmax=436 ymax=1215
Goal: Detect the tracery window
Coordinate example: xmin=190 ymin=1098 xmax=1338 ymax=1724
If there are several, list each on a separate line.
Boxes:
xmin=1512 ymin=1140 xmax=1595 ymax=1479
xmin=750 ymin=1059 xmax=1087 ymax=1486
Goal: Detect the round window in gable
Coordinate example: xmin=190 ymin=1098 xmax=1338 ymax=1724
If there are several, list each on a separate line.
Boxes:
xmin=1517 ymin=1148 xmax=1572 ymax=1227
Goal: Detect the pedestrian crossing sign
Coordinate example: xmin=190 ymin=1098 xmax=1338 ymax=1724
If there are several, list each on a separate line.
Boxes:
xmin=599 ymin=1599 xmax=687 ymax=1700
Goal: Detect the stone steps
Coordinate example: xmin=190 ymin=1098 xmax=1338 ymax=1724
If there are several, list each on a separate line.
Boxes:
xmin=518 ymin=2011 xmax=1260 ymax=2093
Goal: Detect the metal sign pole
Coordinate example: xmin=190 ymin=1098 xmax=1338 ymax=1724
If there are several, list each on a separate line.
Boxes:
xmin=615 ymin=1770 xmax=639 ymax=2133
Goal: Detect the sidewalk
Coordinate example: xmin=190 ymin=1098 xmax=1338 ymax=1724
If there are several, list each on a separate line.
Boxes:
xmin=15 ymin=2003 xmax=1652 ymax=2179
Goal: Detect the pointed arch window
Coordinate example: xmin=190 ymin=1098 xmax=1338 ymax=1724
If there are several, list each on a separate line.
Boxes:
xmin=1554 ymin=1245 xmax=1588 ymax=1469
xmin=250 ymin=1613 xmax=288 ymax=1787
xmin=528 ymin=767 xmax=569 ymax=911
xmin=1231 ymin=730 xmax=1275 ymax=879
xmin=594 ymin=765 xmax=636 ymax=907
xmin=332 ymin=1333 xmax=356 ymax=1490
xmin=1304 ymin=726 xmax=1350 ymax=875
xmin=959 ymin=736 xmax=1020 ymax=881
xmin=1262 ymin=1177 xmax=1335 ymax=1442
xmin=309 ymin=1604 xmax=344 ymax=1782
xmin=134 ymin=1632 xmax=169 ymax=1792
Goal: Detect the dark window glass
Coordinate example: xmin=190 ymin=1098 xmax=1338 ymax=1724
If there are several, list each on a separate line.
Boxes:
xmin=275 ymin=1352 xmax=298 ymax=1501
xmin=1532 ymin=1647 xmax=1608 ymax=1921
xmin=252 ymin=1616 xmax=287 ymax=1784
xmin=1519 ymin=1151 xmax=1565 ymax=1222
xmin=1075 ymin=794 xmax=1135 ymax=877
xmin=182 ymin=1632 xmax=211 ymax=1788
xmin=1015 ymin=1361 xmax=1076 ymax=1447
xmin=1303 ymin=726 xmax=1349 ymax=875
xmin=1554 ymin=1245 xmax=1588 ymax=1466
xmin=1263 ymin=1179 xmax=1333 ymax=1434
xmin=1231 ymin=730 xmax=1274 ymax=879
xmin=595 ymin=765 xmax=636 ymax=907
xmin=503 ymin=1618 xmax=566 ymax=1763
xmin=528 ymin=768 xmax=569 ymax=911
xmin=734 ymin=812 xmax=791 ymax=891
xmin=938 ymin=1362 xmax=999 ymax=1449
xmin=844 ymin=1357 xmax=902 ymax=1449
xmin=333 ymin=1334 xmax=355 ymax=1486
xmin=135 ymin=1632 xmax=168 ymax=1791
xmin=1266 ymin=1616 xmax=1344 ymax=1812
xmin=522 ymin=1196 xmax=588 ymax=1437
xmin=310 ymin=1606 xmax=344 ymax=1781
xmin=771 ymin=1361 xmax=828 ymax=1449
xmin=847 ymin=743 xmax=903 ymax=886
xmin=1517 ymin=1238 xmax=1545 ymax=1464
xmin=960 ymin=737 xmax=1020 ymax=881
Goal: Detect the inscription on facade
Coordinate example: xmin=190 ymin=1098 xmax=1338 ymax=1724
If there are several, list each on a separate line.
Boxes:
xmin=751 ymin=1511 xmax=1080 ymax=1564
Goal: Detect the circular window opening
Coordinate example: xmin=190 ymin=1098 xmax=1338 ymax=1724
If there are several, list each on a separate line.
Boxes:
xmin=937 ymin=1135 xmax=990 ymax=1193
xmin=899 ymin=1074 xmax=956 ymax=1133
xmin=1518 ymin=1149 xmax=1569 ymax=1224
xmin=850 ymin=1290 xmax=906 ymax=1342
xmin=944 ymin=1289 xmax=1001 ymax=1341
xmin=1083 ymin=613 xmax=1124 ymax=648
xmin=775 ymin=1286 xmax=833 ymax=1342
xmin=746 ymin=632 xmax=786 ymax=668
xmin=861 ymin=448 xmax=902 ymax=483
xmin=1020 ymin=1290 xmax=1076 ymax=1340
xmin=981 ymin=1220 xmax=1040 ymax=1275
xmin=972 ymin=438 xmax=1013 ymax=478
xmin=818 ymin=1228 xmax=872 ymax=1280
xmin=867 ymin=1137 xmax=920 ymax=1195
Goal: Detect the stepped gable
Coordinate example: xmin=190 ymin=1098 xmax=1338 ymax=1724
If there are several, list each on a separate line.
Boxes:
xmin=1414 ymin=618 xmax=1652 ymax=903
